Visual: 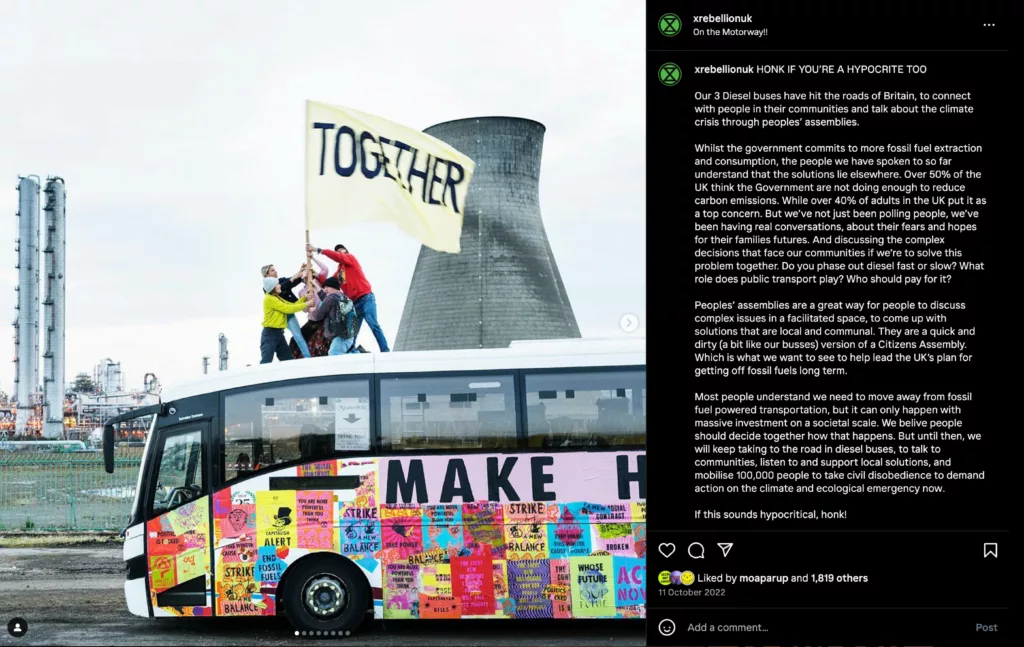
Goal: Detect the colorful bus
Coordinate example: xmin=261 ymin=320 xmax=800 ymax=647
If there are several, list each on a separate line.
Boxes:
xmin=104 ymin=338 xmax=646 ymax=634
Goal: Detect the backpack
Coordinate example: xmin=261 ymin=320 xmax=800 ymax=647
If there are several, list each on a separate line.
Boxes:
xmin=327 ymin=293 xmax=356 ymax=339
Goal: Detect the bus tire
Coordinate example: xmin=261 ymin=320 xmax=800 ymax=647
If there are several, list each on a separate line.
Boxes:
xmin=280 ymin=555 xmax=369 ymax=636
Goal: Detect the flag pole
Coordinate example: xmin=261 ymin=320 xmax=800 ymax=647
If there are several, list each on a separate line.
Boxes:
xmin=304 ymin=101 xmax=314 ymax=302
xmin=305 ymin=230 xmax=313 ymax=295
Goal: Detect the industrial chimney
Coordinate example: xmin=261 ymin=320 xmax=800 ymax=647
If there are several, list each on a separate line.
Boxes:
xmin=14 ymin=176 xmax=41 ymax=435
xmin=395 ymin=118 xmax=580 ymax=350
xmin=218 ymin=333 xmax=228 ymax=370
xmin=42 ymin=177 xmax=67 ymax=439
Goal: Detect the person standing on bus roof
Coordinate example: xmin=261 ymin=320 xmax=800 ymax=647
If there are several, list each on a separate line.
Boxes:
xmin=261 ymin=277 xmax=311 ymax=363
xmin=308 ymin=277 xmax=358 ymax=355
xmin=261 ymin=263 xmax=313 ymax=358
xmin=307 ymin=243 xmax=390 ymax=352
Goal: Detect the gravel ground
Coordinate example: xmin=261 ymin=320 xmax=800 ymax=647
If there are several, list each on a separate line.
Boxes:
xmin=0 ymin=547 xmax=646 ymax=646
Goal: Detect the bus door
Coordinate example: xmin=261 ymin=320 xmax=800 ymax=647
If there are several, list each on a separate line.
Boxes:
xmin=143 ymin=421 xmax=214 ymax=617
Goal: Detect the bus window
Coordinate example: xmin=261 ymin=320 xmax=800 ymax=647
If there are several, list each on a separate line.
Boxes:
xmin=151 ymin=428 xmax=204 ymax=515
xmin=524 ymin=370 xmax=646 ymax=448
xmin=379 ymin=373 xmax=518 ymax=451
xmin=222 ymin=378 xmax=371 ymax=483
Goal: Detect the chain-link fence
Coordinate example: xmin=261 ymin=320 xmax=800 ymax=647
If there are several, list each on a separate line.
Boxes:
xmin=0 ymin=449 xmax=142 ymax=531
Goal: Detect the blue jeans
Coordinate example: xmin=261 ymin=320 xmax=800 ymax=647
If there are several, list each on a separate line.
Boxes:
xmin=260 ymin=328 xmax=291 ymax=363
xmin=328 ymin=336 xmax=354 ymax=356
xmin=287 ymin=314 xmax=311 ymax=358
xmin=352 ymin=293 xmax=389 ymax=352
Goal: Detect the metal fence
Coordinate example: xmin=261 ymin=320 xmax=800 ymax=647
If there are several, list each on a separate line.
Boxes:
xmin=0 ymin=450 xmax=142 ymax=531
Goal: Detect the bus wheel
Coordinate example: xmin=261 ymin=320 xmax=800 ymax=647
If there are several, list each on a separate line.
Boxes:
xmin=282 ymin=557 xmax=368 ymax=635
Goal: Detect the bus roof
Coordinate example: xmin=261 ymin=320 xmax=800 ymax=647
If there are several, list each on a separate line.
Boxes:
xmin=160 ymin=337 xmax=645 ymax=402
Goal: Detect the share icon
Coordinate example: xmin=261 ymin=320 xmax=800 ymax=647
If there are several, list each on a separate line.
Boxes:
xmin=718 ymin=542 xmax=734 ymax=557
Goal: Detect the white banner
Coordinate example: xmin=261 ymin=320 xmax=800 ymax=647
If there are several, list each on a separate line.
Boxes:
xmin=305 ymin=100 xmax=475 ymax=253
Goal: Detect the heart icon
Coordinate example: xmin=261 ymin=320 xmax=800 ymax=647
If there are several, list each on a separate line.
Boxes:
xmin=658 ymin=542 xmax=676 ymax=558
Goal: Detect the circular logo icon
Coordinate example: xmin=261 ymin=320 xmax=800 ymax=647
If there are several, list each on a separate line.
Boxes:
xmin=657 ymin=570 xmax=672 ymax=585
xmin=658 ymin=14 xmax=681 ymax=37
xmin=658 ymin=63 xmax=681 ymax=87
xmin=670 ymin=570 xmax=683 ymax=585
xmin=7 ymin=618 xmax=28 ymax=638
xmin=680 ymin=570 xmax=695 ymax=586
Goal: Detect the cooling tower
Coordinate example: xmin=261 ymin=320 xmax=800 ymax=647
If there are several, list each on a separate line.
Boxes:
xmin=395 ymin=117 xmax=580 ymax=350
xmin=42 ymin=177 xmax=67 ymax=439
xmin=14 ymin=176 xmax=41 ymax=435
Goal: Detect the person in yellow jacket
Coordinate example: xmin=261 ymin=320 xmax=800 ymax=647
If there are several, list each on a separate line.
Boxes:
xmin=261 ymin=277 xmax=311 ymax=363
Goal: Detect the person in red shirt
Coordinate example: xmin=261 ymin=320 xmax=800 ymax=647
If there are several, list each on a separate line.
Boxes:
xmin=307 ymin=243 xmax=390 ymax=352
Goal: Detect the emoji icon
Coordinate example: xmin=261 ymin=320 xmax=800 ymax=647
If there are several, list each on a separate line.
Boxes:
xmin=680 ymin=570 xmax=695 ymax=586
xmin=657 ymin=618 xmax=675 ymax=636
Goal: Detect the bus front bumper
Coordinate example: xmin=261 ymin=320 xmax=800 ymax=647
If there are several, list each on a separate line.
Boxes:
xmin=123 ymin=523 xmax=150 ymax=618
xmin=125 ymin=577 xmax=150 ymax=618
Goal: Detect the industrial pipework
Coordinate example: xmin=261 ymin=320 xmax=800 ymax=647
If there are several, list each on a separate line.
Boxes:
xmin=14 ymin=176 xmax=41 ymax=435
xmin=42 ymin=177 xmax=67 ymax=439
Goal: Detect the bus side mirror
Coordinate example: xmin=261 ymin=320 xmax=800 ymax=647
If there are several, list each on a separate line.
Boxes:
xmin=103 ymin=424 xmax=115 ymax=473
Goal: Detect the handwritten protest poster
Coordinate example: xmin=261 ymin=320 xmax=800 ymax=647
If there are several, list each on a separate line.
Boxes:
xmin=298 ymin=460 xmax=337 ymax=477
xmin=549 ymin=506 xmax=592 ymax=558
xmin=167 ymin=501 xmax=205 ymax=536
xmin=592 ymin=502 xmax=631 ymax=523
xmin=508 ymin=559 xmax=552 ymax=619
xmin=633 ymin=523 xmax=647 ymax=558
xmin=219 ymin=533 xmax=256 ymax=564
xmin=504 ymin=503 xmax=548 ymax=560
xmin=570 ymin=556 xmax=615 ymax=617
xmin=175 ymin=548 xmax=205 ymax=584
xmin=297 ymin=491 xmax=336 ymax=550
xmin=254 ymin=546 xmax=286 ymax=584
xmin=256 ymin=491 xmax=297 ymax=549
xmin=149 ymin=555 xmax=176 ymax=591
xmin=217 ymin=562 xmax=261 ymax=616
xmin=384 ymin=563 xmax=419 ymax=618
xmin=631 ymin=501 xmax=646 ymax=522
xmin=418 ymin=594 xmax=462 ymax=619
xmin=452 ymin=548 xmax=495 ymax=617
xmin=595 ymin=523 xmax=635 ymax=555
xmin=340 ymin=511 xmax=381 ymax=557
xmin=381 ymin=505 xmax=423 ymax=559
xmin=148 ymin=517 xmax=182 ymax=556
xmin=423 ymin=504 xmax=464 ymax=554
xmin=613 ymin=557 xmax=646 ymax=608
xmin=422 ymin=564 xmax=453 ymax=596
xmin=463 ymin=502 xmax=506 ymax=558
xmin=220 ymin=502 xmax=256 ymax=542
xmin=492 ymin=560 xmax=510 ymax=617
xmin=548 ymin=558 xmax=572 ymax=618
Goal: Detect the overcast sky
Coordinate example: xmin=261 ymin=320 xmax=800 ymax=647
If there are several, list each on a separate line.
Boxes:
xmin=0 ymin=0 xmax=645 ymax=394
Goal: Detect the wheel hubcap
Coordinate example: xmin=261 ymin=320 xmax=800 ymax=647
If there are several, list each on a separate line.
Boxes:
xmin=303 ymin=575 xmax=347 ymax=618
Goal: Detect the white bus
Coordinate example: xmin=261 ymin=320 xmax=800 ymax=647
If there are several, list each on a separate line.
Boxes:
xmin=104 ymin=338 xmax=646 ymax=634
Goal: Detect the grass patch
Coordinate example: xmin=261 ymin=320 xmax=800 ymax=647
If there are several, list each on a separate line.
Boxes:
xmin=0 ymin=533 xmax=123 ymax=548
